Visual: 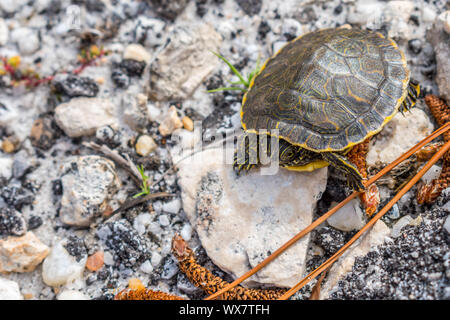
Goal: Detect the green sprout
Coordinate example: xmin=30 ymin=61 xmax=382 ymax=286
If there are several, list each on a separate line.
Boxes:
xmin=207 ymin=52 xmax=262 ymax=93
xmin=133 ymin=165 xmax=151 ymax=199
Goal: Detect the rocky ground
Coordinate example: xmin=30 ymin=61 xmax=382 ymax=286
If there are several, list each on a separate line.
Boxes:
xmin=0 ymin=0 xmax=449 ymax=300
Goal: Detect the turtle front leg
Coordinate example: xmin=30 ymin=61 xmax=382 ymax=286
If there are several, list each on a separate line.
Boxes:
xmin=399 ymin=80 xmax=420 ymax=114
xmin=233 ymin=132 xmax=260 ymax=175
xmin=321 ymin=151 xmax=366 ymax=192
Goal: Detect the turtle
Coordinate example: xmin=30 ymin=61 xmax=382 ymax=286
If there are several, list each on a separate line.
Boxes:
xmin=233 ymin=27 xmax=420 ymax=191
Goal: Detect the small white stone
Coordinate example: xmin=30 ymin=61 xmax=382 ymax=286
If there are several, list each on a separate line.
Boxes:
xmin=54 ymin=98 xmax=117 ymax=138
xmin=57 ymin=290 xmax=89 ymax=300
xmin=158 ymin=106 xmax=183 ymax=137
xmin=0 ymin=157 xmax=12 ymax=180
xmin=151 ymin=252 xmax=162 ymax=267
xmin=420 ymin=164 xmax=442 ymax=184
xmin=327 ymin=199 xmax=366 ymax=232
xmin=139 ymin=260 xmax=154 ymax=274
xmin=180 ymin=224 xmax=192 ymax=241
xmin=422 ymin=5 xmax=437 ymax=23
xmin=0 ymin=277 xmax=23 ymax=300
xmin=123 ymin=43 xmax=151 ymax=63
xmin=158 ymin=214 xmax=171 ymax=227
xmin=162 ymin=198 xmax=181 ymax=214
xmin=10 ymin=27 xmax=40 ymax=55
xmin=103 ymin=251 xmax=114 ymax=266
xmin=42 ymin=239 xmax=87 ymax=287
xmin=133 ymin=213 xmax=152 ymax=235
xmin=391 ymin=215 xmax=422 ymax=238
xmin=147 ymin=103 xmax=162 ymax=122
xmin=135 ymin=135 xmax=157 ymax=157
xmin=0 ymin=19 xmax=8 ymax=46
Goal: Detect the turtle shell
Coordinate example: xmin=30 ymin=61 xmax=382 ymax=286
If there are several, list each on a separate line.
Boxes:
xmin=241 ymin=28 xmax=410 ymax=152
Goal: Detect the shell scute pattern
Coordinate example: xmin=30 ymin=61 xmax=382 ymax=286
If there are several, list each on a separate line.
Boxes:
xmin=241 ymin=28 xmax=410 ymax=152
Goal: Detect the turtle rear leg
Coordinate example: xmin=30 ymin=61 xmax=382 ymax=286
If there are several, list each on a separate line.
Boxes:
xmin=399 ymin=80 xmax=420 ymax=114
xmin=233 ymin=132 xmax=260 ymax=175
xmin=347 ymin=138 xmax=380 ymax=216
xmin=321 ymin=151 xmax=366 ymax=192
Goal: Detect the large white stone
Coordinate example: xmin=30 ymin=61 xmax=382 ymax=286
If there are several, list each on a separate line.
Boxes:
xmin=54 ymin=98 xmax=117 ymax=138
xmin=176 ymin=146 xmax=328 ymax=288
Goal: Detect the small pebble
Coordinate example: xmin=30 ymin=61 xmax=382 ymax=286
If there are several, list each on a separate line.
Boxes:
xmin=151 ymin=252 xmax=163 ymax=267
xmin=139 ymin=260 xmax=154 ymax=274
xmin=135 ymin=135 xmax=157 ymax=156
xmin=57 ymin=290 xmax=89 ymax=300
xmin=86 ymin=251 xmax=104 ymax=272
xmin=158 ymin=106 xmax=183 ymax=136
xmin=123 ymin=43 xmax=151 ymax=63
xmin=182 ymin=116 xmax=194 ymax=131
xmin=0 ymin=277 xmax=23 ymax=300
xmin=158 ymin=214 xmax=170 ymax=227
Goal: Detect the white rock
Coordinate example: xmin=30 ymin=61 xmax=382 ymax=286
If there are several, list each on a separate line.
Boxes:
xmin=149 ymin=23 xmax=222 ymax=101
xmin=0 ymin=156 xmax=12 ymax=180
xmin=10 ymin=27 xmax=40 ymax=55
xmin=0 ymin=19 xmax=8 ymax=46
xmin=103 ymin=251 xmax=114 ymax=266
xmin=421 ymin=5 xmax=437 ymax=23
xmin=158 ymin=214 xmax=170 ymax=227
xmin=176 ymin=146 xmax=328 ymax=287
xmin=180 ymin=223 xmax=192 ymax=241
xmin=133 ymin=213 xmax=152 ymax=235
xmin=147 ymin=103 xmax=162 ymax=122
xmin=42 ymin=239 xmax=87 ymax=287
xmin=0 ymin=277 xmax=23 ymax=300
xmin=151 ymin=252 xmax=163 ymax=267
xmin=320 ymin=220 xmax=391 ymax=299
xmin=420 ymin=164 xmax=442 ymax=184
xmin=158 ymin=106 xmax=183 ymax=136
xmin=123 ymin=43 xmax=152 ymax=63
xmin=135 ymin=135 xmax=157 ymax=156
xmin=391 ymin=215 xmax=422 ymax=238
xmin=57 ymin=290 xmax=89 ymax=300
xmin=327 ymin=199 xmax=366 ymax=232
xmin=59 ymin=156 xmax=121 ymax=227
xmin=0 ymin=0 xmax=27 ymax=13
xmin=162 ymin=198 xmax=181 ymax=214
xmin=367 ymin=108 xmax=434 ymax=168
xmin=347 ymin=0 xmax=384 ymax=26
xmin=0 ymin=232 xmax=49 ymax=273
xmin=54 ymin=98 xmax=117 ymax=138
xmin=140 ymin=260 xmax=154 ymax=274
